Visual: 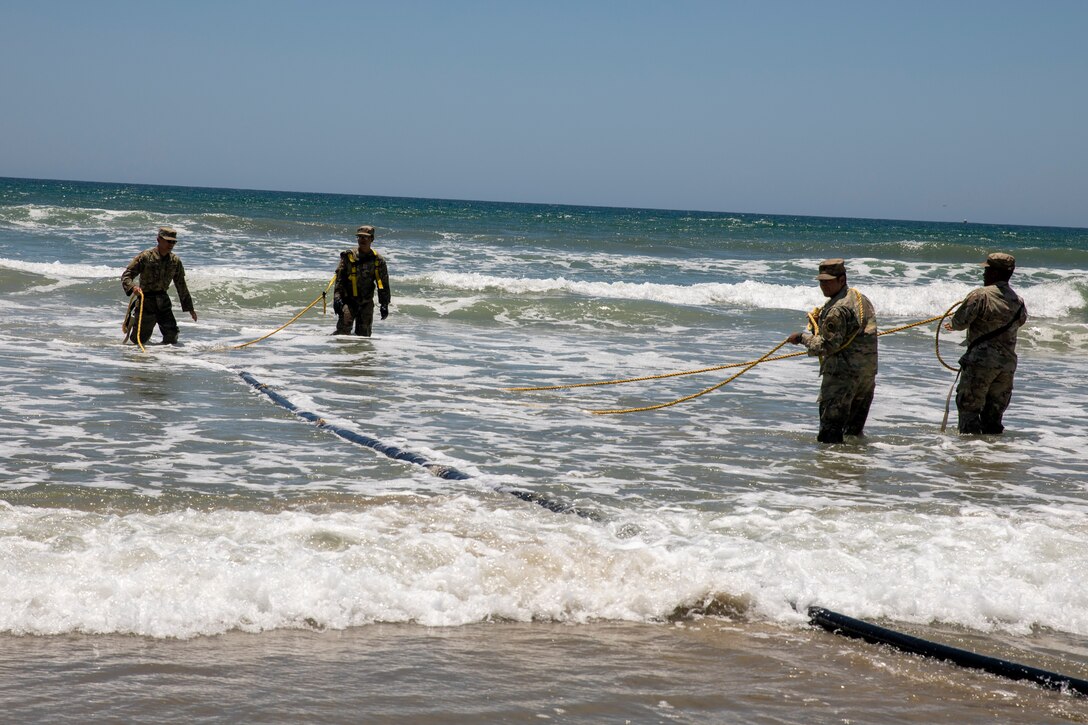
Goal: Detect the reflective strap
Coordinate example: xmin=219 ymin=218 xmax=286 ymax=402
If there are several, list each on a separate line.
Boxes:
xmin=346 ymin=251 xmax=359 ymax=296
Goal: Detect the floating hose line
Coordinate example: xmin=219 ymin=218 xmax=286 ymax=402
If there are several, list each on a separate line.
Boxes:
xmin=809 ymin=607 xmax=1088 ymax=698
xmin=238 ymin=371 xmax=599 ymax=521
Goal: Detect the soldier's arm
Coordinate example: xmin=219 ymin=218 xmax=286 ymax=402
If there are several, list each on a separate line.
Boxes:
xmin=333 ymin=254 xmax=348 ymax=298
xmin=802 ymin=306 xmax=851 ymax=356
xmin=376 ymin=258 xmax=391 ymax=306
xmin=173 ymin=259 xmax=195 ymax=313
xmin=121 ymin=253 xmax=143 ymax=295
xmin=948 ymin=290 xmax=981 ymax=331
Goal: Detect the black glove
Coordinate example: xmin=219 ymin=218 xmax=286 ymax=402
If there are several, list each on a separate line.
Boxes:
xmin=379 ymin=304 xmax=389 ymax=320
xmin=333 ymin=297 xmax=344 ymax=315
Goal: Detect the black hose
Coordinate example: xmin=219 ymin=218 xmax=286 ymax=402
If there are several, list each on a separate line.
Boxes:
xmin=809 ymin=606 xmax=1088 ymax=697
xmin=239 ymin=370 xmax=598 ymax=520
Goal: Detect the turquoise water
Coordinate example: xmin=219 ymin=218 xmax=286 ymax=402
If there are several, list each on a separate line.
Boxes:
xmin=1 ymin=177 xmax=1086 ymax=722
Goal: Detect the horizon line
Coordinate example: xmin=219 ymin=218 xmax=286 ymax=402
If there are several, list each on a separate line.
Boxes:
xmin=2 ymin=174 xmax=1085 ymax=233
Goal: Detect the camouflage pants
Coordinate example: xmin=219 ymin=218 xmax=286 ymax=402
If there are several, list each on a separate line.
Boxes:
xmin=956 ymin=365 xmax=1014 ymax=434
xmin=817 ymin=372 xmax=876 ymax=443
xmin=127 ymin=291 xmax=178 ymax=345
xmin=335 ymin=298 xmax=374 ymax=337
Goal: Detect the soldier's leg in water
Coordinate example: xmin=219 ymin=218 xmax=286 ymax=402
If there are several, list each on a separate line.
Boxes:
xmin=843 ymin=376 xmax=875 ymax=436
xmin=157 ymin=295 xmax=179 ymax=344
xmin=335 ymin=300 xmax=355 ymax=335
xmin=956 ymin=365 xmax=998 ymax=434
xmin=980 ymin=370 xmax=1014 ymax=434
xmin=355 ymin=299 xmax=375 ymax=337
xmin=817 ymin=376 xmax=850 ymax=444
xmin=131 ymin=298 xmax=158 ymax=345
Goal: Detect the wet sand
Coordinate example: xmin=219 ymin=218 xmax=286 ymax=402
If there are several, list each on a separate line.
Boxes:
xmin=2 ymin=620 xmax=1084 ymax=724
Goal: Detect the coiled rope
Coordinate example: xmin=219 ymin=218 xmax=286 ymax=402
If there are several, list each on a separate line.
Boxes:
xmin=935 ymin=300 xmax=966 ymax=432
xmin=121 ymin=289 xmax=146 ymax=353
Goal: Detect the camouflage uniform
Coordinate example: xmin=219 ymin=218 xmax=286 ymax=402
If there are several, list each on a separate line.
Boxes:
xmin=121 ymin=247 xmax=194 ymax=345
xmin=334 ymin=246 xmax=391 ymax=337
xmin=799 ymin=285 xmax=879 ymax=443
xmin=948 ymin=263 xmax=1027 ymax=434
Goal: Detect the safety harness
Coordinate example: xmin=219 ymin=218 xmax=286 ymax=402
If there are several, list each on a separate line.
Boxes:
xmin=343 ymin=249 xmax=385 ymax=297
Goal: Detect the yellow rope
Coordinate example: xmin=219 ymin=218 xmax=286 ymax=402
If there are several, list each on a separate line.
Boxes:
xmin=509 ymin=300 xmax=950 ymax=394
xmin=505 ymin=349 xmax=809 ymax=392
xmin=590 ymin=339 xmax=790 ymax=415
xmin=228 ymin=276 xmax=336 ymax=350
xmin=121 ymin=289 xmax=147 ymax=353
xmin=933 ymin=300 xmax=965 ymax=372
xmin=507 ymin=300 xmax=966 ymax=416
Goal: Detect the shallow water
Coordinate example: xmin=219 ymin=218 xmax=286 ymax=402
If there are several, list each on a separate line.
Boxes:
xmin=2 ymin=177 xmax=1087 ymax=721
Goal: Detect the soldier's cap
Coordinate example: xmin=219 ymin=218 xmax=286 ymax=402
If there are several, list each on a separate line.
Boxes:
xmin=815 ymin=258 xmax=846 ymax=280
xmin=356 ymin=225 xmax=375 ymax=237
xmin=982 ymin=252 xmax=1015 ymax=272
xmin=158 ymin=226 xmax=177 ymax=242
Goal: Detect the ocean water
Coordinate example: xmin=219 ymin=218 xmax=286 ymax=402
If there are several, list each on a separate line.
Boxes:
xmin=1 ymin=177 xmax=1087 ymax=723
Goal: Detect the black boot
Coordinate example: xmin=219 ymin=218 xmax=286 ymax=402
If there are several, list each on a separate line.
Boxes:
xmin=817 ymin=426 xmax=844 ymax=444
xmin=958 ymin=413 xmax=983 ymax=435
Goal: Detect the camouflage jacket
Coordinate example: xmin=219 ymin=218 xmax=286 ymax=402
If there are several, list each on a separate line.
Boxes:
xmin=949 ymin=281 xmax=1027 ymax=372
xmin=335 ymin=248 xmax=391 ymax=305
xmin=800 ymin=286 xmax=878 ymax=377
xmin=120 ymin=248 xmax=194 ymax=312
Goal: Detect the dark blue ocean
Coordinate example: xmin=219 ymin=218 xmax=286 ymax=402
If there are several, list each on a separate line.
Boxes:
xmin=1 ymin=177 xmax=1086 ymax=723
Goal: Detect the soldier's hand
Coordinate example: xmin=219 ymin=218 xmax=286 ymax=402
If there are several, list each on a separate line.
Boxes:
xmin=787 ymin=332 xmax=803 ymax=344
xmin=190 ymin=310 xmax=199 ymax=322
xmin=380 ymin=304 xmax=389 ymax=320
xmin=943 ymin=322 xmax=953 ymax=332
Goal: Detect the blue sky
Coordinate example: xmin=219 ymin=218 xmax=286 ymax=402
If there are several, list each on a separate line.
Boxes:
xmin=2 ymin=1 xmax=1085 ymax=227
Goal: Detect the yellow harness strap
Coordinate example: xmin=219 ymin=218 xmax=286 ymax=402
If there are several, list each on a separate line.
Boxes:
xmin=346 ymin=249 xmax=384 ymax=294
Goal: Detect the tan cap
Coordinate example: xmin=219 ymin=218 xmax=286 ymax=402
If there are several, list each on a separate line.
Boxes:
xmin=815 ymin=258 xmax=846 ymax=280
xmin=982 ymin=252 xmax=1015 ymax=272
xmin=158 ymin=226 xmax=177 ymax=242
xmin=356 ymin=225 xmax=375 ymax=237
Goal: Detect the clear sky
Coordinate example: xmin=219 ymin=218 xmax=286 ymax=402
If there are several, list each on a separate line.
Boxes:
xmin=2 ymin=0 xmax=1086 ymax=227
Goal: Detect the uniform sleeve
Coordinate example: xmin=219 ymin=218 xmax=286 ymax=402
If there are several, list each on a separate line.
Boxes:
xmin=949 ymin=290 xmax=982 ymax=331
xmin=172 ymin=258 xmax=194 ymax=312
xmin=121 ymin=252 xmax=143 ymax=296
xmin=333 ymin=253 xmax=348 ymax=299
xmin=377 ymin=257 xmax=391 ymax=306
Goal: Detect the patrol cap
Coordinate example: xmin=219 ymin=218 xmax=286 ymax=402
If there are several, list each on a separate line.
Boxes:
xmin=815 ymin=258 xmax=846 ymax=280
xmin=158 ymin=226 xmax=177 ymax=242
xmin=982 ymin=252 xmax=1015 ymax=272
xmin=355 ymin=225 xmax=375 ymax=237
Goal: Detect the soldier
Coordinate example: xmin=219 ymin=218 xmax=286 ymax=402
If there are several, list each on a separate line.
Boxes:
xmin=787 ymin=259 xmax=878 ymax=443
xmin=945 ymin=253 xmax=1028 ymax=434
xmin=121 ymin=226 xmax=197 ymax=345
xmin=333 ymin=225 xmax=392 ymax=336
